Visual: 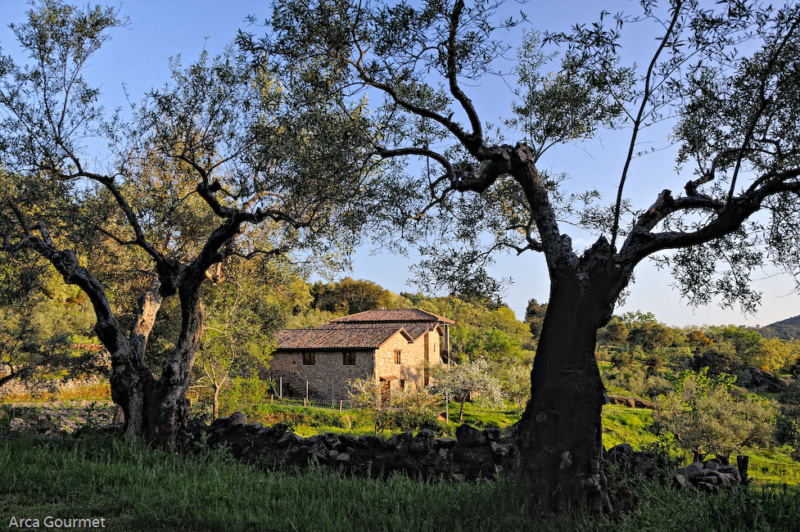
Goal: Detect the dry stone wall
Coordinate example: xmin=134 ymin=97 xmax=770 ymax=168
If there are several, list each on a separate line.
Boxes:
xmin=195 ymin=413 xmax=516 ymax=482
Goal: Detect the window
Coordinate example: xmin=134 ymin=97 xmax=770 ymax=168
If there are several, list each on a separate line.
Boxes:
xmin=400 ymin=379 xmax=405 ymax=391
xmin=343 ymin=351 xmax=356 ymax=365
xmin=394 ymin=349 xmax=402 ymax=364
xmin=302 ymin=352 xmax=315 ymax=365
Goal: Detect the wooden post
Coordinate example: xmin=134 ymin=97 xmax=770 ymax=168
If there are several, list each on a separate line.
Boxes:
xmin=339 ymin=400 xmax=342 ymax=412
xmin=304 ymin=397 xmax=307 ymax=408
xmin=279 ymin=377 xmax=283 ymax=399
xmin=270 ymin=394 xmax=274 ymax=405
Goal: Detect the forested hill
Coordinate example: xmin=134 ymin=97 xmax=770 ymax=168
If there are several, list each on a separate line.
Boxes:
xmin=759 ymin=315 xmax=800 ymax=340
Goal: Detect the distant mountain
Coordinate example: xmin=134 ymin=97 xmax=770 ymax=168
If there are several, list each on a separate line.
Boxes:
xmin=759 ymin=315 xmax=800 ymax=340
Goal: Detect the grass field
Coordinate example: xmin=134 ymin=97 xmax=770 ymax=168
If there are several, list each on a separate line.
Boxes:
xmin=2 ymin=434 xmax=799 ymax=531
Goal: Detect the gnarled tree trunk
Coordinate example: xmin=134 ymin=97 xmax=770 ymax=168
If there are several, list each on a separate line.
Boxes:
xmin=516 ymin=249 xmax=629 ymax=514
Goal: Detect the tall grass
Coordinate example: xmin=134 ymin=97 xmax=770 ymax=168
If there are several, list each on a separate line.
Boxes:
xmin=2 ymin=434 xmax=799 ymax=531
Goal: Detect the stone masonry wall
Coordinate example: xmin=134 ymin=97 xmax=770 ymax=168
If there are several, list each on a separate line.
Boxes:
xmin=374 ymin=330 xmax=442 ymax=393
xmin=269 ymin=349 xmax=374 ymax=402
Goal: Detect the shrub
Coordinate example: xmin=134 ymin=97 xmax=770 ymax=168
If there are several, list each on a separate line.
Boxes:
xmin=611 ymin=349 xmax=634 ymax=369
xmin=653 ymin=369 xmax=776 ymax=461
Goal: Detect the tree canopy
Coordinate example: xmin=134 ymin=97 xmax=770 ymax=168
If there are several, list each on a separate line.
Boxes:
xmin=0 ymin=0 xmax=376 ymax=447
xmin=246 ymin=0 xmax=800 ymax=513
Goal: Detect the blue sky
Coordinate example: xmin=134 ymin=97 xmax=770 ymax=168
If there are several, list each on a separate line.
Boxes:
xmin=2 ymin=0 xmax=798 ymax=327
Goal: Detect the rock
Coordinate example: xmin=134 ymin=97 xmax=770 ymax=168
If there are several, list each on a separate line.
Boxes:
xmin=9 ymin=418 xmax=27 ymax=431
xmin=435 ymin=437 xmax=457 ymax=450
xmin=456 ymin=424 xmax=486 ymax=447
xmin=749 ymin=367 xmax=787 ymax=392
xmin=438 ymin=448 xmax=449 ymax=459
xmin=451 ymin=473 xmax=466 ymax=483
xmin=339 ymin=434 xmax=358 ymax=449
xmin=357 ymin=435 xmax=385 ymax=449
xmin=409 ymin=429 xmax=435 ymax=455
xmin=452 ymin=445 xmax=497 ymax=478
xmin=335 ymin=452 xmax=351 ymax=463
xmin=704 ymin=458 xmax=722 ymax=471
xmin=229 ymin=412 xmax=247 ymax=426
xmin=276 ymin=433 xmax=301 ymax=449
xmin=387 ymin=431 xmax=413 ymax=453
xmin=490 ymin=442 xmax=512 ymax=458
xmin=718 ymin=466 xmax=742 ymax=483
xmin=246 ymin=422 xmax=263 ymax=432
xmin=308 ymin=440 xmax=329 ymax=461
xmin=674 ymin=473 xmax=688 ymax=488
xmin=323 ymin=432 xmax=339 ymax=448
xmin=484 ymin=427 xmax=501 ymax=441
xmin=696 ymin=481 xmax=718 ymax=493
xmin=607 ymin=443 xmax=634 ymax=459
xmin=675 ymin=461 xmax=705 ymax=480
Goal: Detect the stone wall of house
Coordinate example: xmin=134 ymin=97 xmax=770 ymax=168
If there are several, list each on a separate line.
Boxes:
xmin=374 ymin=330 xmax=442 ymax=392
xmin=269 ymin=349 xmax=374 ymax=402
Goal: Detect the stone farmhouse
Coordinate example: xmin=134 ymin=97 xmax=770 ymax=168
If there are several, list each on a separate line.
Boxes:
xmin=268 ymin=309 xmax=453 ymax=403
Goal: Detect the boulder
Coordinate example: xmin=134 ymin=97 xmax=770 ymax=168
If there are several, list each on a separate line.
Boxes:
xmin=339 ymin=434 xmax=358 ymax=449
xmin=386 ymin=431 xmax=414 ymax=453
xmin=308 ymin=440 xmax=329 ymax=461
xmin=456 ymin=424 xmax=486 ymax=447
xmin=409 ymin=429 xmax=435 ymax=455
xmin=228 ymin=412 xmax=247 ymax=426
xmin=276 ymin=433 xmax=302 ymax=449
xmin=749 ymin=367 xmax=787 ymax=392
xmin=674 ymin=461 xmax=705 ymax=480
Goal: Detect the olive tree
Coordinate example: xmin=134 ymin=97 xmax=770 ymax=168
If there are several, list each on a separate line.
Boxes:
xmin=432 ymin=358 xmax=503 ymax=422
xmin=653 ymin=369 xmax=775 ymax=462
xmin=0 ymin=1 xmax=374 ymax=448
xmin=249 ymin=0 xmax=800 ymax=512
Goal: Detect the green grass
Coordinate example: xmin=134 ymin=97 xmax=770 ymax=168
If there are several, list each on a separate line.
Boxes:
xmin=601 ymin=404 xmax=659 ymax=449
xmin=2 ymin=434 xmax=799 ymax=531
xmin=748 ymin=447 xmax=800 ymax=489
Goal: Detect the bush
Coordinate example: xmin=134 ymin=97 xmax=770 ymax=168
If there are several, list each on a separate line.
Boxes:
xmin=611 ymin=350 xmax=634 ymax=369
xmin=604 ymin=367 xmax=672 ymax=399
xmin=692 ymin=343 xmax=743 ymax=376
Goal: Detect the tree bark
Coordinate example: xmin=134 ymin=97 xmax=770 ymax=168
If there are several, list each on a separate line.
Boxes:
xmin=515 ymin=258 xmax=624 ymax=514
xmin=144 ymin=277 xmax=205 ymax=448
xmin=213 ymin=383 xmax=221 ymax=419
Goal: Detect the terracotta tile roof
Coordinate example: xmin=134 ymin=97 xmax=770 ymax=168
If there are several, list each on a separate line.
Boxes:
xmin=318 ymin=321 xmax=436 ymax=341
xmin=276 ymin=324 xmax=413 ymax=351
xmin=329 ymin=309 xmax=454 ymax=324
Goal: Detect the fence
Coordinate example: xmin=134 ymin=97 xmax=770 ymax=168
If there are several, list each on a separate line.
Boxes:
xmin=262 ymin=393 xmax=355 ymax=411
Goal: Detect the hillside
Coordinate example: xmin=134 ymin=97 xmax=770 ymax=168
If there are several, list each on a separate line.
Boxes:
xmin=759 ymin=315 xmax=800 ymax=340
